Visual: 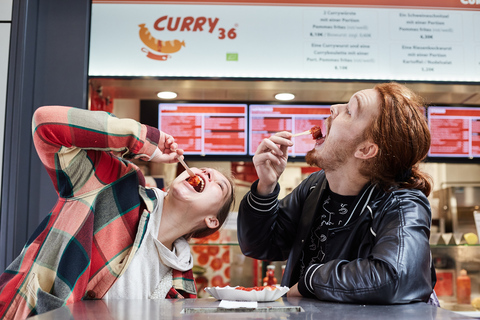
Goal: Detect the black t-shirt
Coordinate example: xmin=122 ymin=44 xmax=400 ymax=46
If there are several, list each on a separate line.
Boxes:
xmin=295 ymin=186 xmax=358 ymax=280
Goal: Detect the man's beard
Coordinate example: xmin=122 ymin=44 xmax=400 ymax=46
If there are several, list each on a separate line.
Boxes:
xmin=305 ymin=141 xmax=350 ymax=170
xmin=305 ymin=148 xmax=318 ymax=167
xmin=306 ymin=135 xmax=364 ymax=172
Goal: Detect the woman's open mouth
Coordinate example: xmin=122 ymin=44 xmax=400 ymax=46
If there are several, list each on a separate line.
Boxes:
xmin=186 ymin=175 xmax=205 ymax=192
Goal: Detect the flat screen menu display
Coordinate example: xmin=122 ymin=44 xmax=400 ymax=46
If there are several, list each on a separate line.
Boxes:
xmin=249 ymin=105 xmax=331 ymax=156
xmin=428 ymin=107 xmax=480 ymax=159
xmin=158 ymin=103 xmax=247 ymax=155
xmin=91 ymin=2 xmax=480 ymax=82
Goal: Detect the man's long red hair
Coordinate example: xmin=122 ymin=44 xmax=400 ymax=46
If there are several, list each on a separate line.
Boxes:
xmin=362 ymin=82 xmax=432 ymax=196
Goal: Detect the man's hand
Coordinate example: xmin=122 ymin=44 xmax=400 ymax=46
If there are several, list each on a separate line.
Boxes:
xmin=253 ymin=131 xmax=293 ymax=195
xmin=286 ymin=283 xmax=302 ymax=297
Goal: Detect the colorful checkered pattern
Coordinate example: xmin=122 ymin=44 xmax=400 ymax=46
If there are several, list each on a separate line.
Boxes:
xmin=0 ymin=106 xmax=196 ymax=319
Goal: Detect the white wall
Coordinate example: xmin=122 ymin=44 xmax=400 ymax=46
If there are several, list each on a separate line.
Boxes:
xmin=0 ymin=0 xmax=13 ymax=192
xmin=0 ymin=0 xmax=12 ymax=20
xmin=422 ymin=162 xmax=480 ymax=191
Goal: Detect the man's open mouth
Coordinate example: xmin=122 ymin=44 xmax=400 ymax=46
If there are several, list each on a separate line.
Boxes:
xmin=186 ymin=175 xmax=205 ymax=193
xmin=315 ymin=136 xmax=326 ymax=147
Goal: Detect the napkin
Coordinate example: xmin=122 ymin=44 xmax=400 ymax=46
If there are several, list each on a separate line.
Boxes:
xmin=219 ymin=300 xmax=258 ymax=309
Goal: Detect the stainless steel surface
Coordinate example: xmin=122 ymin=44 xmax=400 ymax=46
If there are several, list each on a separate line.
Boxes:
xmin=29 ymin=297 xmax=468 ymax=319
xmin=89 ymin=78 xmax=480 ymax=105
xmin=435 ymin=186 xmax=480 ymax=235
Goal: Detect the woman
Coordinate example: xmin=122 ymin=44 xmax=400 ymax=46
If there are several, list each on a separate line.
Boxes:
xmin=104 ymin=166 xmax=235 ymax=300
xmin=0 ymin=106 xmax=235 ymax=319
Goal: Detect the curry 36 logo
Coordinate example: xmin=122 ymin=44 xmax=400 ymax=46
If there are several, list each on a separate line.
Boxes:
xmin=139 ymin=15 xmax=238 ymax=61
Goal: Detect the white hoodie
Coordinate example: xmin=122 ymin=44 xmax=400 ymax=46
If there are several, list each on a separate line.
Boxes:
xmin=104 ymin=188 xmax=193 ymax=300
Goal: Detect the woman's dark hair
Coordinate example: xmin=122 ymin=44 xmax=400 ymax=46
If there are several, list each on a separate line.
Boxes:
xmin=361 ymin=82 xmax=432 ymax=196
xmin=185 ymin=170 xmax=236 ymax=239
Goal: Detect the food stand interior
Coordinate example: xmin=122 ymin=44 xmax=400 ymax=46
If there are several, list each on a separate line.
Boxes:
xmin=3 ymin=0 xmax=480 ymax=317
xmin=89 ymin=77 xmax=480 ymax=311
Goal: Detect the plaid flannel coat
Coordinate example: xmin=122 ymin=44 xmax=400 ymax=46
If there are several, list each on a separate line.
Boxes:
xmin=0 ymin=106 xmax=196 ymax=319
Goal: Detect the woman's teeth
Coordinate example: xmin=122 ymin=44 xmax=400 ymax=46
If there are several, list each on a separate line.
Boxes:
xmin=186 ymin=175 xmax=205 ymax=193
xmin=195 ymin=178 xmax=205 ymax=192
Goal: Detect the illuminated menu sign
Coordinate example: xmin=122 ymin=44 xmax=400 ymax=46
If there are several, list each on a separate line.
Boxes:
xmin=159 ymin=103 xmax=247 ymax=155
xmin=249 ymin=105 xmax=331 ymax=156
xmin=428 ymin=107 xmax=480 ymax=158
xmin=90 ymin=1 xmax=480 ymax=82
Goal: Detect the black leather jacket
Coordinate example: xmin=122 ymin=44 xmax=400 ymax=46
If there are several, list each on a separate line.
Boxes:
xmin=237 ymin=171 xmax=435 ymax=304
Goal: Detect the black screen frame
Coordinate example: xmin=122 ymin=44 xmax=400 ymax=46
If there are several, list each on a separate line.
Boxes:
xmin=141 ymin=100 xmax=480 ymax=164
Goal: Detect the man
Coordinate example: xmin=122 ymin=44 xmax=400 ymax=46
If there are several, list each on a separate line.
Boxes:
xmin=238 ymin=82 xmax=436 ymax=304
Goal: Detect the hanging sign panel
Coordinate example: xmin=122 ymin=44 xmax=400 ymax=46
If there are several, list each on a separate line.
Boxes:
xmin=158 ymin=103 xmax=247 ymax=155
xmin=89 ymin=1 xmax=480 ymax=81
xmin=249 ymin=105 xmax=330 ymax=156
xmin=428 ymin=107 xmax=480 ymax=158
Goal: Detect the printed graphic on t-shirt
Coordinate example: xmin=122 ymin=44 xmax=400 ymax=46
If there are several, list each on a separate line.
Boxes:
xmin=299 ymin=193 xmax=356 ymax=278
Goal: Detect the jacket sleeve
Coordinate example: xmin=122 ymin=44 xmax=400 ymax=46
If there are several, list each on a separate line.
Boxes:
xmin=32 ymin=105 xmax=161 ymax=196
xmin=298 ymin=189 xmax=433 ymax=304
xmin=237 ymin=172 xmax=321 ymax=261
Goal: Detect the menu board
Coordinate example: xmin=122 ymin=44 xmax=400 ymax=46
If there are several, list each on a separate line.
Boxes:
xmin=249 ymin=105 xmax=330 ymax=156
xmin=158 ymin=103 xmax=247 ymax=155
xmin=428 ymin=107 xmax=480 ymax=158
xmin=90 ymin=1 xmax=480 ymax=82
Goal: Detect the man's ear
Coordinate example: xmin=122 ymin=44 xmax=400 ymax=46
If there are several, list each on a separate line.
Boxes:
xmin=354 ymin=140 xmax=378 ymax=159
xmin=204 ymin=216 xmax=219 ymax=229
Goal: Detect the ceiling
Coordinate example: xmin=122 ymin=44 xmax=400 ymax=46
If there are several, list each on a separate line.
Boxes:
xmin=90 ymin=78 xmax=480 ymax=106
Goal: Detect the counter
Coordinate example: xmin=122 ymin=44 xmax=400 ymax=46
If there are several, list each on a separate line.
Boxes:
xmin=29 ymin=297 xmax=472 ymax=320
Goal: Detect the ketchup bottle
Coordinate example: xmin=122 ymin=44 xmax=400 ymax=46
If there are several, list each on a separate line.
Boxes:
xmin=263 ymin=265 xmax=277 ymax=286
xmin=457 ymin=269 xmax=471 ymax=304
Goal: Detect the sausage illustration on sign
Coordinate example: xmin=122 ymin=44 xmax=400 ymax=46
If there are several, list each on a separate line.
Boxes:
xmin=138 ymin=23 xmax=185 ymax=54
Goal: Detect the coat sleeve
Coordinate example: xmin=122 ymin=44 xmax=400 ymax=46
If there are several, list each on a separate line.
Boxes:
xmin=32 ymin=105 xmax=161 ymax=196
xmin=299 ymin=190 xmax=433 ymax=304
xmin=237 ymin=173 xmax=321 ymax=261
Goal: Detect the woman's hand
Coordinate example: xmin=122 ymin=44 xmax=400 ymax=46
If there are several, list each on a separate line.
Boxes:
xmin=252 ymin=131 xmax=293 ymax=195
xmin=149 ymin=132 xmax=184 ymax=163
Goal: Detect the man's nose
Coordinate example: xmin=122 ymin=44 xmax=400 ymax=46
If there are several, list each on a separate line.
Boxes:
xmin=330 ymin=105 xmax=338 ymax=118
